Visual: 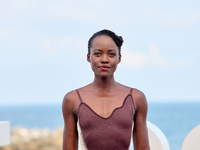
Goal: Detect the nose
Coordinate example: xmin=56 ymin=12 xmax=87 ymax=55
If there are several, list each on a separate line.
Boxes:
xmin=101 ymin=54 xmax=109 ymax=64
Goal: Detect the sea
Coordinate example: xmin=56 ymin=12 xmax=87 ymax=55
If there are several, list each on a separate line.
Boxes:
xmin=0 ymin=102 xmax=200 ymax=150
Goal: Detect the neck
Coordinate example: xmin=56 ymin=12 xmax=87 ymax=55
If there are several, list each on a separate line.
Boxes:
xmin=92 ymin=75 xmax=118 ymax=91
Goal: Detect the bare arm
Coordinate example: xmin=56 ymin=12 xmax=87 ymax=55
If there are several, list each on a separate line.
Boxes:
xmin=62 ymin=91 xmax=78 ymax=150
xmin=133 ymin=90 xmax=150 ymax=150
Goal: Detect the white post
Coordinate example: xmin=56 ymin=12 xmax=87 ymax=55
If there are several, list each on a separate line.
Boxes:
xmin=182 ymin=124 xmax=200 ymax=150
xmin=129 ymin=121 xmax=170 ymax=150
xmin=147 ymin=121 xmax=170 ymax=150
xmin=0 ymin=121 xmax=10 ymax=146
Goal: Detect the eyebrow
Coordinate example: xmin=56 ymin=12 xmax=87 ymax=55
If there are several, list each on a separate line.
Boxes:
xmin=93 ymin=49 xmax=117 ymax=52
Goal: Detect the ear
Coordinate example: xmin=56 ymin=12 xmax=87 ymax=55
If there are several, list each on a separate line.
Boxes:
xmin=118 ymin=55 xmax=121 ymax=64
xmin=87 ymin=54 xmax=91 ymax=63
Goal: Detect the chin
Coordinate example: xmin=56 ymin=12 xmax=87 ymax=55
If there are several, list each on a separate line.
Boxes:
xmin=97 ymin=72 xmax=113 ymax=78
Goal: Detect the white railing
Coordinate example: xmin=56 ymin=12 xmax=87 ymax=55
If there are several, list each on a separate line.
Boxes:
xmin=182 ymin=124 xmax=200 ymax=150
xmin=0 ymin=121 xmax=10 ymax=146
xmin=1 ymin=121 xmax=200 ymax=150
xmin=146 ymin=121 xmax=170 ymax=150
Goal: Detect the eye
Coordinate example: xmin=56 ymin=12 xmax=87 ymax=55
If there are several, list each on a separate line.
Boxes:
xmin=109 ymin=53 xmax=116 ymax=57
xmin=94 ymin=52 xmax=101 ymax=56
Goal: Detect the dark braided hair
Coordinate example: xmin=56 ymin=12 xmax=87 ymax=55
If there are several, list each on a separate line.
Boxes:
xmin=88 ymin=29 xmax=124 ymax=56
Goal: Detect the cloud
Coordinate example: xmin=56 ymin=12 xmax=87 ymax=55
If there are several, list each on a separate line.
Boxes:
xmin=0 ymin=0 xmax=37 ymax=19
xmin=1 ymin=1 xmax=198 ymax=28
xmin=37 ymin=0 xmax=131 ymax=26
xmin=159 ymin=7 xmax=199 ymax=28
xmin=121 ymin=48 xmax=147 ymax=68
xmin=40 ymin=35 xmax=87 ymax=58
xmin=0 ymin=27 xmax=19 ymax=39
xmin=136 ymin=5 xmax=196 ymax=28
xmin=41 ymin=38 xmax=57 ymax=56
xmin=121 ymin=44 xmax=187 ymax=69
xmin=39 ymin=1 xmax=199 ymax=28
xmin=148 ymin=44 xmax=168 ymax=67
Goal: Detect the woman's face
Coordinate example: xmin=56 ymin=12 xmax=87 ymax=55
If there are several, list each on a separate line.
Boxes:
xmin=87 ymin=35 xmax=121 ymax=78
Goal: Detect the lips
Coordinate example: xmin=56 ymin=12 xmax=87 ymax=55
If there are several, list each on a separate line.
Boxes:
xmin=99 ymin=65 xmax=110 ymax=70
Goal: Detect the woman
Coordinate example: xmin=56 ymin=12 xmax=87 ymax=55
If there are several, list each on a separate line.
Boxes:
xmin=62 ymin=29 xmax=150 ymax=150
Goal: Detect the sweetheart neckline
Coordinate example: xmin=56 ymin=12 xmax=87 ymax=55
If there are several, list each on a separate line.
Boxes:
xmin=78 ymin=94 xmax=135 ymax=120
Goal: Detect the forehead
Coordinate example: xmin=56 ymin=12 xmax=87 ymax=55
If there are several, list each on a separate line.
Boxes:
xmin=91 ymin=35 xmax=118 ymax=49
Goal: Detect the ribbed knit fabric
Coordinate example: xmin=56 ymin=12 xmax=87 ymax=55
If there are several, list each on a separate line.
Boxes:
xmin=76 ymin=89 xmax=135 ymax=150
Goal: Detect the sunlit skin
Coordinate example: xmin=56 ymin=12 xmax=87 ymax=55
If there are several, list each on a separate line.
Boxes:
xmin=62 ymin=35 xmax=150 ymax=150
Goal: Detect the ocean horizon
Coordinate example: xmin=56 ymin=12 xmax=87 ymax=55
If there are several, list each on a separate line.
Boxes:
xmin=0 ymin=102 xmax=200 ymax=150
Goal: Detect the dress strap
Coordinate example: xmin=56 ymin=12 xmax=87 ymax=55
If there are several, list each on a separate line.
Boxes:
xmin=129 ymin=88 xmax=133 ymax=94
xmin=76 ymin=90 xmax=83 ymax=102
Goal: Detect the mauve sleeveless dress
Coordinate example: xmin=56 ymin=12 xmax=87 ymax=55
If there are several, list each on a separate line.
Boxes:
xmin=76 ymin=88 xmax=135 ymax=150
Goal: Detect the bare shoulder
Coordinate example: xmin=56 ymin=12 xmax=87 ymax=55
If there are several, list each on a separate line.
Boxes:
xmin=62 ymin=90 xmax=80 ymax=115
xmin=131 ymin=88 xmax=148 ymax=111
xmin=63 ymin=90 xmax=78 ymax=105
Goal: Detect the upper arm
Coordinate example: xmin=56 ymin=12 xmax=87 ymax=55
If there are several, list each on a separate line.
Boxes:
xmin=62 ymin=91 xmax=78 ymax=150
xmin=132 ymin=90 xmax=150 ymax=150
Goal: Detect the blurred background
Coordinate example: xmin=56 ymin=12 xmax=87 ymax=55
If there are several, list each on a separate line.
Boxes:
xmin=0 ymin=0 xmax=200 ymax=150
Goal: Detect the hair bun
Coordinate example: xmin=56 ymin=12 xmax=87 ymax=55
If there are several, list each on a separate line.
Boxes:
xmin=119 ymin=36 xmax=124 ymax=43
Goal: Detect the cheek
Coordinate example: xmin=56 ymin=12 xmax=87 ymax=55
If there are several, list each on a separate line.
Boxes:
xmin=111 ymin=59 xmax=119 ymax=66
xmin=90 ymin=56 xmax=98 ymax=65
xmin=90 ymin=56 xmax=99 ymax=70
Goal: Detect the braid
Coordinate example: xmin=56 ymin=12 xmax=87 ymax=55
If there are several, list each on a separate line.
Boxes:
xmin=88 ymin=29 xmax=123 ymax=56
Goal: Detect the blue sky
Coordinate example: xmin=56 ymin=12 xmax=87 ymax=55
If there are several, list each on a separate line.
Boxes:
xmin=0 ymin=0 xmax=200 ymax=105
